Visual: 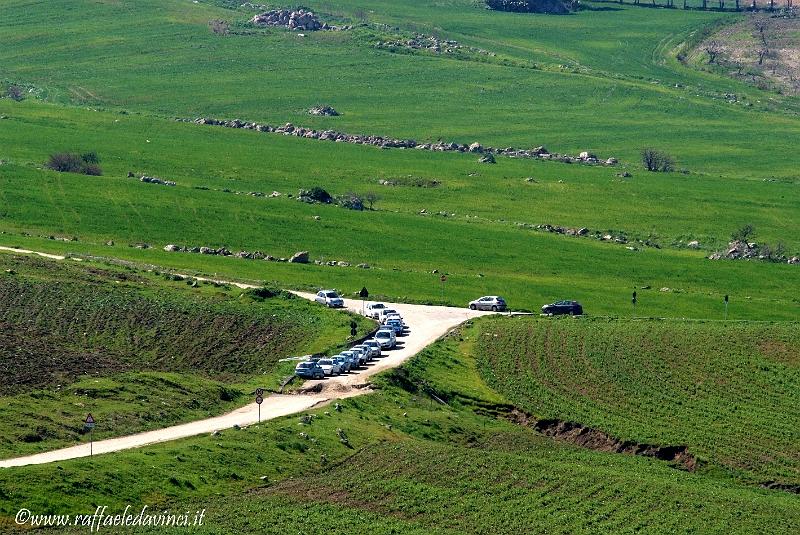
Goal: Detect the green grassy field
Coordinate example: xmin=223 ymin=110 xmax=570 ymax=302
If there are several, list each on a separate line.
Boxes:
xmin=2 ymin=0 xmax=800 ymax=179
xmin=1 ymin=0 xmax=799 ymax=531
xmin=0 ymin=253 xmax=372 ymax=458
xmin=2 ymin=325 xmax=798 ymax=534
xmin=0 ymin=99 xmax=798 ymax=320
xmin=474 ymin=315 xmax=800 ymax=486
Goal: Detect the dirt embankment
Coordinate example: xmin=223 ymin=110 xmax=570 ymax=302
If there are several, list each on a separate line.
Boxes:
xmin=693 ymin=11 xmax=800 ymax=95
xmin=467 ymin=403 xmax=699 ymax=471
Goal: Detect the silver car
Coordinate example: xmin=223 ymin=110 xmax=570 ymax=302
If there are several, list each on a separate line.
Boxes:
xmin=374 ymin=329 xmax=395 ymax=349
xmin=340 ymin=350 xmax=359 ymax=369
xmin=332 ymin=355 xmax=350 ymax=373
xmin=468 ymin=296 xmax=507 ymax=311
xmin=315 ymin=290 xmax=344 ymax=308
xmin=363 ymin=340 xmax=382 ymax=358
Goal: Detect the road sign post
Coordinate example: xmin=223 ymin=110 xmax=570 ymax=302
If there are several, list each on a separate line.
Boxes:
xmin=440 ymin=275 xmax=447 ymax=303
xmin=84 ymin=414 xmax=96 ymax=457
xmin=350 ymin=320 xmax=357 ymax=337
xmin=359 ymin=287 xmax=369 ymax=315
xmin=255 ymin=388 xmax=264 ymax=423
xmin=724 ymin=294 xmax=729 ymax=320
xmin=632 ymin=291 xmax=637 ymax=316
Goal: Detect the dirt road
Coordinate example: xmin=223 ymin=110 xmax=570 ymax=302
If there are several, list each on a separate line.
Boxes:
xmin=0 ymin=285 xmax=492 ymax=468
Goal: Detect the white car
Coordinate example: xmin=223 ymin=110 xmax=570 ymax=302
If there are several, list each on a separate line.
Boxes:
xmin=315 ymin=290 xmax=344 ymax=308
xmin=317 ymin=358 xmax=338 ymax=376
xmin=365 ymin=302 xmax=386 ymax=319
xmin=378 ymin=308 xmax=398 ymax=322
xmin=375 ymin=329 xmax=396 ymax=349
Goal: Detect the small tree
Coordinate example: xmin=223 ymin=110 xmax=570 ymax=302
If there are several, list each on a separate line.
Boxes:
xmin=6 ymin=85 xmax=24 ymax=101
xmin=705 ymin=41 xmax=723 ymax=64
xmin=641 ymin=148 xmax=675 ymax=172
xmin=731 ymin=224 xmax=755 ymax=243
xmin=365 ymin=191 xmax=380 ymax=210
xmin=209 ymin=19 xmax=230 ymax=35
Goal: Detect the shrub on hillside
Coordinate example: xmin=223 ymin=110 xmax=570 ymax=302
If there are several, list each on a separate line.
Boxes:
xmin=6 ymin=85 xmax=24 ymax=102
xmin=46 ymin=152 xmax=103 ymax=176
xmin=641 ymin=148 xmax=674 ymax=172
xmin=209 ymin=19 xmax=230 ymax=35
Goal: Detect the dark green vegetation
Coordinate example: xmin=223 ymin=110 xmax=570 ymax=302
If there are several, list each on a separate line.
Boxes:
xmin=476 ymin=316 xmax=800 ymax=486
xmin=0 ymin=253 xmax=371 ymax=457
xmin=2 ymin=322 xmax=798 ymax=533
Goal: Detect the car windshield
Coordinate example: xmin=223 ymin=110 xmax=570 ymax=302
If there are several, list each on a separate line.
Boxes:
xmin=297 ymin=363 xmax=310 ymax=369
xmin=376 ymin=332 xmax=390 ymax=338
xmin=318 ymin=359 xmax=333 ymax=365
xmin=325 ymin=292 xmax=339 ymax=298
xmin=371 ymin=303 xmax=385 ymax=309
xmin=383 ymin=309 xmax=396 ymax=315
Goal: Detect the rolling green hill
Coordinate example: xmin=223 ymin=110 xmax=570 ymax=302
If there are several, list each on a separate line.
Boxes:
xmin=475 ymin=315 xmax=800 ymax=486
xmin=0 ymin=253 xmax=371 ymax=457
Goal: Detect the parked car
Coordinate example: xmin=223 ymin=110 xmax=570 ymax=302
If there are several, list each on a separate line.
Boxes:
xmin=340 ymin=350 xmax=359 ymax=369
xmin=386 ymin=318 xmax=404 ymax=334
xmin=363 ymin=339 xmax=382 ymax=358
xmin=541 ymin=300 xmax=583 ymax=316
xmin=365 ymin=302 xmax=386 ymax=319
xmin=385 ymin=313 xmax=404 ymax=326
xmin=351 ymin=345 xmax=369 ymax=362
xmin=332 ymin=355 xmax=350 ymax=373
xmin=351 ymin=346 xmax=370 ymax=365
xmin=375 ymin=329 xmax=396 ymax=349
xmin=315 ymin=290 xmax=344 ymax=308
xmin=295 ymin=361 xmax=325 ymax=379
xmin=468 ymin=296 xmax=507 ymax=311
xmin=379 ymin=308 xmax=399 ymax=322
xmin=317 ymin=358 xmax=340 ymax=376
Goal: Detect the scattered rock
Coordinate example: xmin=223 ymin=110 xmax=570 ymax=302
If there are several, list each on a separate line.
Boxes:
xmin=289 ymin=251 xmax=310 ymax=264
xmin=138 ymin=175 xmax=176 ymax=186
xmin=270 ymin=191 xmax=281 ymax=197
xmin=190 ymin=116 xmax=617 ymax=167
xmin=309 ymin=105 xmax=339 ymax=116
xmin=479 ymin=153 xmax=496 ymax=164
xmin=687 ymin=240 xmax=700 ymax=249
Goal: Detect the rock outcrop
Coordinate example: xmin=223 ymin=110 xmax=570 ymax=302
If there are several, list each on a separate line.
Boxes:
xmin=250 ymin=9 xmax=329 ymax=31
xmin=188 ymin=117 xmax=618 ymax=167
xmin=309 ymin=105 xmax=339 ymax=116
xmin=485 ymin=0 xmax=574 ymax=15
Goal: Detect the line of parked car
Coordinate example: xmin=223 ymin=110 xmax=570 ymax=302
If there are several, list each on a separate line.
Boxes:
xmin=295 ymin=302 xmax=408 ymax=379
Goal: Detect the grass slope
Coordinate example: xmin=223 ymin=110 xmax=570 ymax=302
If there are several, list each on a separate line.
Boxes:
xmin=0 ymin=101 xmax=798 ymax=320
xmin=0 ymin=253 xmax=372 ymax=457
xmin=1 ymin=328 xmax=797 ymax=534
xmin=0 ymin=0 xmax=799 ymax=178
xmin=475 ymin=315 xmax=800 ymax=486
